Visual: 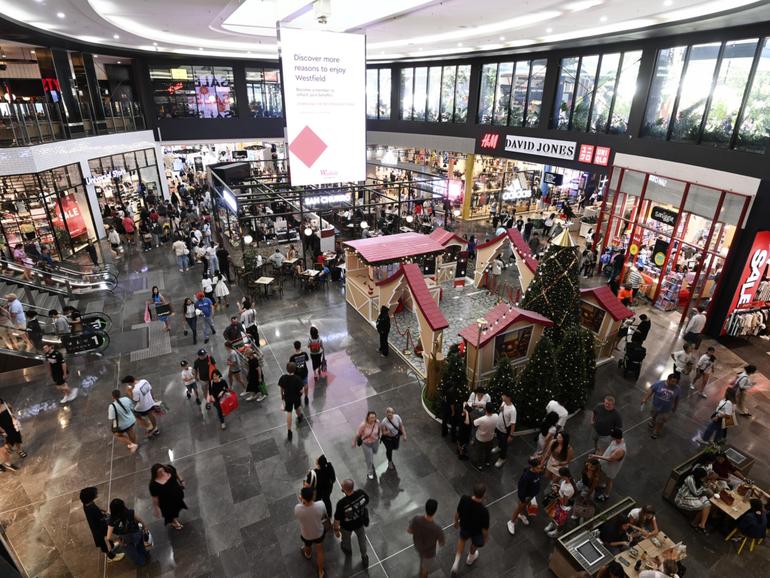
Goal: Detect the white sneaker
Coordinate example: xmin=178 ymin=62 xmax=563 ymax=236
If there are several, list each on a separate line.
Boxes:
xmin=59 ymin=395 xmax=68 ymax=404
xmin=544 ymin=522 xmax=555 ymax=533
xmin=108 ymin=552 xmax=125 ymax=563
xmin=546 ymin=529 xmax=560 ymax=538
xmin=239 ymin=391 xmax=250 ymax=398
xmin=255 ymin=394 xmax=266 ymax=402
xmin=491 ymin=447 xmax=501 ymax=455
xmin=494 ymin=458 xmax=505 ymax=468
xmin=518 ymin=514 xmax=530 ymax=526
xmin=466 ymin=550 xmax=479 ymax=566
xmin=507 ymin=520 xmax=516 ymax=535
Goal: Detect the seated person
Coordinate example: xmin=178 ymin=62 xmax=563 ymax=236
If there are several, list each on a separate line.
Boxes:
xmin=736 ymin=499 xmax=768 ymax=540
xmin=628 ymin=504 xmax=660 ymax=538
xmin=286 ymin=244 xmax=298 ymax=260
xmin=596 ymin=561 xmax=625 ymax=578
xmin=599 ymin=516 xmax=632 ymax=554
xmin=712 ymin=452 xmax=747 ymax=489
xmin=318 ymin=264 xmax=331 ymax=282
xmin=639 ymin=559 xmax=680 ymax=578
xmin=268 ymin=248 xmax=284 ymax=268
xmin=674 ymin=467 xmax=713 ymax=535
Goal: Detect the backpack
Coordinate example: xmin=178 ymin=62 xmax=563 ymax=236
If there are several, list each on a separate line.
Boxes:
xmin=309 ymin=339 xmax=322 ymax=353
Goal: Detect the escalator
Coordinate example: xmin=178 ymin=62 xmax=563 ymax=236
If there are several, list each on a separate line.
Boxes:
xmin=0 ymin=258 xmax=118 ymax=296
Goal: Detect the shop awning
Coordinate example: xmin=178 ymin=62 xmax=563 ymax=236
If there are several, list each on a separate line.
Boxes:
xmin=580 ymin=286 xmax=634 ymax=321
xmin=343 ymin=232 xmax=445 ymax=265
xmin=458 ymin=303 xmax=552 ymax=348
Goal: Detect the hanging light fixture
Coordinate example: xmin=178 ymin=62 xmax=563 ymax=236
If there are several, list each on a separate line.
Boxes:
xmin=304 ymin=227 xmax=313 ymax=236
xmin=360 ymin=221 xmax=369 ymax=229
xmin=243 ymin=234 xmax=253 ymax=245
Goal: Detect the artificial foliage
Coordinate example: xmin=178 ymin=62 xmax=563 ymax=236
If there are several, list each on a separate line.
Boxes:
xmin=438 ymin=344 xmax=469 ymax=408
xmin=520 ymin=239 xmax=581 ymax=340
xmin=511 ymin=335 xmax=559 ymax=427
xmin=556 ymin=324 xmax=597 ymax=411
xmin=487 ymin=355 xmax=516 ymax=407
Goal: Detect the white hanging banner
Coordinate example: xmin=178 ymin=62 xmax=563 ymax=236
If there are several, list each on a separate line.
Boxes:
xmin=279 ymin=27 xmax=366 ymax=186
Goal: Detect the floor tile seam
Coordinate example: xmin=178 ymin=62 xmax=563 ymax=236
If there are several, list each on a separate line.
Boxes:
xmin=0 ymin=379 xmax=422 ymax=518
xmin=102 ymin=356 xmax=120 ymax=578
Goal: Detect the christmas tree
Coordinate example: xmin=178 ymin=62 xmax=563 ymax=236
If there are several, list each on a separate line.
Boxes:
xmin=520 ymin=228 xmax=581 ymax=340
xmin=487 ymin=355 xmax=515 ymax=407
xmin=556 ymin=325 xmax=597 ymax=411
xmin=511 ymin=335 xmax=559 ymax=427
xmin=438 ymin=344 xmax=469 ymax=408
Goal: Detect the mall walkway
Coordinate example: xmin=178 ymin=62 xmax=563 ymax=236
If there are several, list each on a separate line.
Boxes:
xmin=1 ymin=233 xmax=769 ymax=578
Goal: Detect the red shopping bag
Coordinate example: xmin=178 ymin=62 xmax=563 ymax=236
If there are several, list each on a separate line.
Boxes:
xmin=144 ymin=303 xmax=152 ymax=324
xmin=220 ymin=390 xmax=239 ymax=416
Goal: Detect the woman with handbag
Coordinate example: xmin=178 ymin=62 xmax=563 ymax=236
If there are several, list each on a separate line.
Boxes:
xmin=353 ymin=411 xmax=381 ymax=480
xmin=697 ymin=388 xmax=736 ymax=444
xmin=305 ymin=455 xmax=336 ymax=517
xmin=543 ymin=467 xmax=576 ymax=538
xmin=150 ymin=464 xmax=187 ymax=530
xmin=149 ymin=286 xmax=171 ymax=332
xmin=380 ymin=407 xmax=407 ymax=471
xmin=208 ymin=370 xmax=232 ymax=430
xmin=0 ymin=398 xmax=25 ymax=458
xmin=106 ymin=498 xmax=149 ymax=566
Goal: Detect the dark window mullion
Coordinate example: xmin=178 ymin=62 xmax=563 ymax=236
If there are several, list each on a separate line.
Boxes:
xmin=585 ymin=54 xmax=602 ymax=133
xmin=438 ymin=66 xmax=445 ymax=123
xmin=375 ymin=69 xmax=381 ymax=120
xmin=452 ymin=65 xmax=458 ymax=122
xmin=606 ymin=52 xmax=624 ymax=134
xmin=523 ymin=60 xmax=534 ymax=126
xmin=730 ymin=39 xmax=763 ymax=150
xmin=425 ymin=67 xmax=431 ymax=123
xmin=697 ymin=41 xmax=726 ymax=144
xmin=505 ymin=61 xmax=517 ymax=126
xmin=666 ymin=45 xmax=692 ymax=141
xmin=568 ymin=57 xmax=583 ymax=130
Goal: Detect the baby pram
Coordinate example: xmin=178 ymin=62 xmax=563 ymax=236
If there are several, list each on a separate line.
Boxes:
xmin=619 ymin=340 xmax=646 ymax=380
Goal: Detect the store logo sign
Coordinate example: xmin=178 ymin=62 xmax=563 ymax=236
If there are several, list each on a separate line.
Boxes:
xmin=594 ymin=146 xmax=611 ymax=166
xmin=304 ymin=193 xmax=351 ymax=206
xmin=650 ymin=206 xmax=678 ymax=225
xmin=85 ymin=169 xmax=126 ymax=186
xmin=504 ymin=135 xmax=576 ymax=160
xmin=480 ymin=133 xmax=500 ymax=150
xmin=578 ymin=144 xmax=595 ymax=163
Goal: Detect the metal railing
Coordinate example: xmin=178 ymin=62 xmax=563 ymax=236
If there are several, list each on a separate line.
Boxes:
xmin=0 ymin=258 xmax=117 ymax=294
xmin=0 ymin=100 xmax=145 ymax=147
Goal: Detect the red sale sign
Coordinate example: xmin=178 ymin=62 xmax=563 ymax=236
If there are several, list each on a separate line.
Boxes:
xmin=726 ymin=231 xmax=770 ymax=316
xmin=52 ymin=194 xmax=88 ymax=238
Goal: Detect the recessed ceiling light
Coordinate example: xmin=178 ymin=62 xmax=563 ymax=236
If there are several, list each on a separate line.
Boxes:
xmin=663 ymin=0 xmax=673 ymax=5
xmin=198 ymin=47 xmax=204 ymax=51
xmin=546 ymin=27 xmax=553 ymax=33
xmin=600 ymin=15 xmax=608 ymax=22
xmin=499 ymin=36 xmax=505 ymax=41
xmin=113 ymin=34 xmax=120 ymax=39
xmin=56 ymin=12 xmax=65 ymax=18
xmin=94 ymin=55 xmax=98 ymax=58
xmin=153 ymin=42 xmax=158 ymax=46
xmin=117 ymin=61 xmax=122 ymax=64
xmin=457 ymin=42 xmax=463 ymax=46
xmin=30 ymin=50 xmax=36 ymax=54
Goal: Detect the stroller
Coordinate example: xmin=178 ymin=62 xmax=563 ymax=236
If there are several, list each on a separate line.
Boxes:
xmin=619 ymin=339 xmax=646 ymax=380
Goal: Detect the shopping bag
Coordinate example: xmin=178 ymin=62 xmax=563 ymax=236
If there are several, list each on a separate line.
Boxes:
xmin=144 ymin=303 xmax=152 ymax=324
xmin=527 ymin=498 xmax=539 ymax=516
xmin=258 ymin=380 xmax=268 ymax=396
xmin=220 ymin=390 xmax=239 ymax=416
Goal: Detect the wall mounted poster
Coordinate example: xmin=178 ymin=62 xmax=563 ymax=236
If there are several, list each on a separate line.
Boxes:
xmin=279 ymin=27 xmax=366 ymax=186
xmin=494 ymin=326 xmax=532 ymax=363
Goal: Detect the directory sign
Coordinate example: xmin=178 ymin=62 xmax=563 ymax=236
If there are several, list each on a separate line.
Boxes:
xmin=279 ymin=27 xmax=366 ymax=186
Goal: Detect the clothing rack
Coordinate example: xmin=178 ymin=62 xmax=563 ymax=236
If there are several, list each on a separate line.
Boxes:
xmin=725 ymin=306 xmax=770 ymax=337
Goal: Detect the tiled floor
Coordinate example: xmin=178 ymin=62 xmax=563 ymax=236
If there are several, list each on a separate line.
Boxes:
xmin=2 ymin=234 xmax=770 ymax=578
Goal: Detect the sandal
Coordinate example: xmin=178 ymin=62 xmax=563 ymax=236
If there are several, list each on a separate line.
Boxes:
xmin=17 ymin=451 xmax=27 ymax=458
xmin=301 ymin=547 xmax=311 ymax=560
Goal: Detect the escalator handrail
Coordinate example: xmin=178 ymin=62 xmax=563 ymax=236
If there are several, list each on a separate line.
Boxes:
xmin=0 ymin=259 xmax=116 ymax=292
xmin=49 ymin=260 xmax=119 ymax=279
xmin=0 ymin=301 xmax=113 ymax=333
xmin=0 ymin=272 xmax=71 ymax=296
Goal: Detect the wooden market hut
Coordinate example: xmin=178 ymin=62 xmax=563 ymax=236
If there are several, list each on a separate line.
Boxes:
xmin=579 ymin=286 xmax=635 ymax=361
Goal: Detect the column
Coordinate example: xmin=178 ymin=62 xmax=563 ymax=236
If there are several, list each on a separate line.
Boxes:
xmin=461 ymin=153 xmax=475 ymax=219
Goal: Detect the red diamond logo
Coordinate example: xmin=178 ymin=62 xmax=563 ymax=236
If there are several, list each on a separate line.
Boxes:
xmin=289 ymin=126 xmax=327 ymax=168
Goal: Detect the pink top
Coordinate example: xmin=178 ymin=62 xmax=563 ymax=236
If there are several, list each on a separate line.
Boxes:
xmin=357 ymin=420 xmax=381 ymax=445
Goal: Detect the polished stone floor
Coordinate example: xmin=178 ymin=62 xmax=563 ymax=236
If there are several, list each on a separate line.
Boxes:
xmin=2 ymin=235 xmax=770 ymax=578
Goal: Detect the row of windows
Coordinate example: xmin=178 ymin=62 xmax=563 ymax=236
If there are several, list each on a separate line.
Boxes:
xmin=399 ymin=65 xmax=471 ymax=123
xmin=478 ymin=59 xmax=547 ymax=127
xmin=642 ymin=38 xmax=770 ymax=153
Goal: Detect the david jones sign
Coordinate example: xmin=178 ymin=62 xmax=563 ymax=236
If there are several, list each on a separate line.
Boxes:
xmin=505 ymin=135 xmax=576 ymax=161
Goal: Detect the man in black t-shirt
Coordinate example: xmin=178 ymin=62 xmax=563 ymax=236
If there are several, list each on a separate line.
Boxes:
xmin=333 ymin=479 xmax=370 ymax=568
xmin=193 ymin=349 xmax=216 ymax=409
xmin=278 ymin=362 xmax=304 ymax=441
xmin=43 ymin=343 xmax=77 ymax=404
xmin=451 ymin=483 xmax=489 ymax=576
xmin=289 ymin=340 xmax=310 ymax=405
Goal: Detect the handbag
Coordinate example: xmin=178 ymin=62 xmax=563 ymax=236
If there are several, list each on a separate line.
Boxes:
xmin=527 ymin=498 xmax=539 ymax=516
xmin=723 ymin=413 xmax=737 ymax=428
xmin=220 ymin=390 xmax=239 ymax=416
xmin=144 ymin=303 xmax=152 ymax=324
xmin=355 ymin=435 xmax=363 ymax=447
xmin=110 ymin=401 xmax=121 ymax=433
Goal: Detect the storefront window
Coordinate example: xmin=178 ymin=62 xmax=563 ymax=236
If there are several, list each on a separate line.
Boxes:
xmin=400 ymin=67 xmax=414 ymax=119
xmin=609 ymin=50 xmax=642 ymax=134
xmin=400 ymin=65 xmax=469 ymax=123
xmin=366 ymin=68 xmax=391 ymax=120
xmin=89 ymin=148 xmax=161 ymax=220
xmin=413 ymin=67 xmax=428 ymax=121
xmin=670 ymin=43 xmax=720 ymax=142
xmin=245 ymin=68 xmax=283 ymax=118
xmin=427 ymin=67 xmax=442 ymax=121
xmin=642 ymin=46 xmax=687 ymax=138
xmin=478 ymin=63 xmax=497 ymax=123
xmin=493 ymin=62 xmax=514 ymax=125
xmin=590 ymin=53 xmax=621 ymax=133
xmin=479 ymin=58 xmax=543 ymax=127
xmin=150 ymin=65 xmax=237 ymax=119
xmin=572 ymin=55 xmax=600 ymax=132
xmin=736 ymin=38 xmax=770 ymax=153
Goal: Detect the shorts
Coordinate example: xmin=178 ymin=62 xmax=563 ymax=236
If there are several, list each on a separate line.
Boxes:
xmin=134 ymin=408 xmax=155 ymax=418
xmin=300 ymin=374 xmax=308 ymax=385
xmin=116 ymin=424 xmax=134 ymax=434
xmin=650 ymin=409 xmax=672 ymax=424
xmin=284 ymin=398 xmax=301 ymax=412
xmin=459 ymin=528 xmax=485 ymax=547
xmin=301 ymin=531 xmax=325 ymax=546
xmin=184 ymin=382 xmax=198 ymax=392
xmin=52 ymin=373 xmax=66 ymax=386
xmin=418 ymin=554 xmax=439 ymax=573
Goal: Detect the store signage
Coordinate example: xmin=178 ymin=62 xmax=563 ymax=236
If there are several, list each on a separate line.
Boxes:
xmin=85 ymin=169 xmax=126 ymax=186
xmin=650 ymin=206 xmax=678 ymax=226
xmin=594 ymin=146 xmax=611 ymax=166
xmin=479 ymin=133 xmax=500 ymax=150
xmin=41 ymin=77 xmax=61 ymax=93
xmin=52 ymin=194 xmax=87 ymax=238
xmin=578 ymin=144 xmax=595 ymax=163
xmin=543 ymin=171 xmax=563 ymax=186
xmin=649 ymin=175 xmax=668 ymax=187
xmin=280 ymin=27 xmax=366 ymax=186
xmin=502 ymin=181 xmax=532 ymax=201
xmin=304 ymin=193 xmax=351 ymax=206
xmin=62 ymin=331 xmax=109 ymax=355
xmin=504 ymin=135 xmax=576 ymax=160
xmin=727 ymin=231 xmax=770 ymax=314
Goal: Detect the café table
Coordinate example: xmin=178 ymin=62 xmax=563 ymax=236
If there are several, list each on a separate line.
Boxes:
xmin=299 ymin=269 xmax=320 ymax=291
xmin=254 ymin=276 xmax=274 ymax=298
xmin=710 ymin=484 xmax=769 ymax=520
xmin=614 ymin=531 xmax=683 ymax=578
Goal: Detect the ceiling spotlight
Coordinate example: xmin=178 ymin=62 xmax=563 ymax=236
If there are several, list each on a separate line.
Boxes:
xmin=56 ymin=12 xmax=66 ymax=19
xmin=198 ymin=47 xmax=204 ymax=51
xmin=117 ymin=61 xmax=122 ymax=64
xmin=113 ymin=34 xmax=120 ymax=39
xmin=457 ymin=42 xmax=463 ymax=47
xmin=406 ymin=215 xmax=414 ymax=223
xmin=600 ymin=15 xmax=608 ymax=22
xmin=360 ymin=221 xmax=369 ymax=229
xmin=499 ymin=36 xmax=505 ymax=41
xmin=153 ymin=42 xmax=158 ymax=46
xmin=304 ymin=227 xmax=313 ymax=237
xmin=663 ymin=0 xmax=673 ymax=4
xmin=30 ymin=50 xmax=36 ymax=54
xmin=546 ymin=27 xmax=553 ymax=33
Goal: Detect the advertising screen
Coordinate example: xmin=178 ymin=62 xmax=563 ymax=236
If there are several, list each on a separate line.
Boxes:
xmin=279 ymin=27 xmax=366 ymax=186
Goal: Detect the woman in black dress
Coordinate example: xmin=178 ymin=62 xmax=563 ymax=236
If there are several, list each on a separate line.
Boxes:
xmin=376 ymin=306 xmax=390 ymax=357
xmin=305 ymin=454 xmax=336 ymax=517
xmin=0 ymin=399 xmax=24 ymax=458
xmin=149 ymin=464 xmax=187 ymax=530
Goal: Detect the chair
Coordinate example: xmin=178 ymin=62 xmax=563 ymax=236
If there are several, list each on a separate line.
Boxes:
xmin=725 ymin=527 xmax=765 ymax=555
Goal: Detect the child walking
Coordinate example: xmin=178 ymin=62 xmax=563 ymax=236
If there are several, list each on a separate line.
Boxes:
xmin=180 ymin=361 xmax=201 ymax=405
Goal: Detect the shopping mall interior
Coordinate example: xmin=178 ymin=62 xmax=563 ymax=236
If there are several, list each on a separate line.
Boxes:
xmin=1 ymin=1 xmax=770 ymax=577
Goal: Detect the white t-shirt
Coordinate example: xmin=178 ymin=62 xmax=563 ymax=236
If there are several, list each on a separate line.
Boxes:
xmin=491 ymin=259 xmax=503 ymax=275
xmin=715 ymin=399 xmax=734 ymax=417
xmin=685 ymin=313 xmax=706 ymax=334
xmin=181 ymin=367 xmax=195 ymax=385
xmin=201 ymin=277 xmax=213 ymax=293
xmin=546 ymin=400 xmax=569 ymax=428
xmin=468 ymin=392 xmax=491 ymax=410
xmin=696 ymin=354 xmax=713 ymax=372
xmin=131 ymin=379 xmax=156 ymax=412
xmin=559 ymin=479 xmax=575 ymax=500
xmin=172 ymin=240 xmax=187 ymax=256
xmin=473 ymin=414 xmax=498 ymax=442
xmin=496 ymin=402 xmax=517 ymax=433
